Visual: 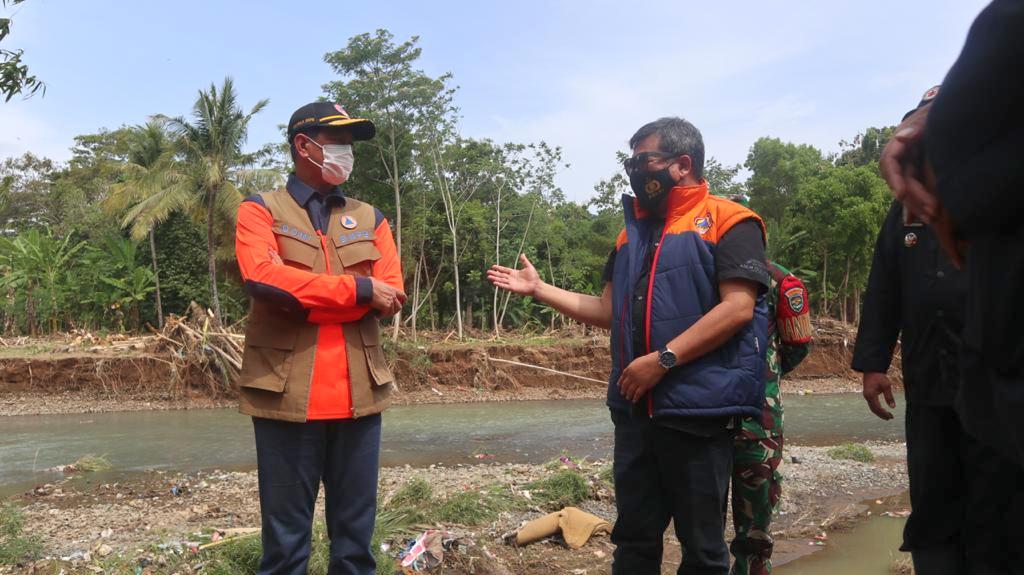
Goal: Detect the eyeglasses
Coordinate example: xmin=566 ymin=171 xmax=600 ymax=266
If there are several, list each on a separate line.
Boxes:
xmin=622 ymin=152 xmax=679 ymax=176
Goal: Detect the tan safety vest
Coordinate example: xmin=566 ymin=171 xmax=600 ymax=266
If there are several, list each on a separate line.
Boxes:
xmin=237 ymin=188 xmax=394 ymax=422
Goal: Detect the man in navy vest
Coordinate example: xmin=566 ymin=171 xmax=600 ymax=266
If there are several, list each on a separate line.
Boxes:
xmin=489 ymin=117 xmax=769 ymax=574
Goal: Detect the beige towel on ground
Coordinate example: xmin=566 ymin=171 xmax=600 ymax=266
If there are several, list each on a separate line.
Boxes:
xmin=514 ymin=506 xmax=612 ymax=549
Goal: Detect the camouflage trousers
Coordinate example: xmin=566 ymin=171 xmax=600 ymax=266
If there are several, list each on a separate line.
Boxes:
xmin=730 ymin=435 xmax=784 ymax=575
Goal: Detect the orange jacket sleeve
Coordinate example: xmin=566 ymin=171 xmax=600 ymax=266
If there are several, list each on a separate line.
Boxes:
xmin=236 ymin=200 xmax=370 ymax=323
xmin=306 ymin=216 xmax=404 ymax=324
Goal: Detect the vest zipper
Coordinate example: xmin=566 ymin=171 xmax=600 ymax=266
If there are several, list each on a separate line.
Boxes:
xmin=317 ymin=231 xmax=332 ymax=275
xmin=644 ymin=227 xmax=670 ymax=418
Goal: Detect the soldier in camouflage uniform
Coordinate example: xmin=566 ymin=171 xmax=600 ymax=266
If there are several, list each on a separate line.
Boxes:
xmin=730 ymin=261 xmax=811 ymax=575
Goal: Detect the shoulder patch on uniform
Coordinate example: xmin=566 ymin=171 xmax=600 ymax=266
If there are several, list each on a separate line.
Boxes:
xmin=784 ymin=286 xmax=805 ymax=314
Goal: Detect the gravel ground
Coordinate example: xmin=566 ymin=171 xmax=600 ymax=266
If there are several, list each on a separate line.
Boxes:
xmin=3 ymin=442 xmax=909 ymax=574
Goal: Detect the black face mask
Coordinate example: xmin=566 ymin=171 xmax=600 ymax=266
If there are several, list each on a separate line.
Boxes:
xmin=629 ymin=166 xmax=677 ymax=212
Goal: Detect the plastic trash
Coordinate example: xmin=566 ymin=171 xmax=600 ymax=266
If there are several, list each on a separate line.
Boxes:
xmin=399 ymin=530 xmax=448 ymax=571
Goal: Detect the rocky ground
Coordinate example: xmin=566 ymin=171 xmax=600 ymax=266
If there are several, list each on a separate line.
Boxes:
xmin=0 ymin=442 xmax=909 ymax=575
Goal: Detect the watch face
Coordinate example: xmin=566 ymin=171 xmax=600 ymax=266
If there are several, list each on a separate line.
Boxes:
xmin=659 ymin=350 xmax=676 ymax=369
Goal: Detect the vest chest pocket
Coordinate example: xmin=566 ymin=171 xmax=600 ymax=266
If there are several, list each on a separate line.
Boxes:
xmin=333 ymin=235 xmax=380 ymax=277
xmin=274 ymin=230 xmax=320 ymax=270
xmin=239 ymin=318 xmax=299 ymax=393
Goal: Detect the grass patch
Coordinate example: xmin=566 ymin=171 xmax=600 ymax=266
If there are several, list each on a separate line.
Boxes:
xmin=0 ymin=503 xmax=42 ymax=566
xmin=388 ymin=477 xmax=433 ymax=509
xmin=197 ymin=499 xmax=425 ymax=575
xmin=73 ymin=454 xmax=112 ymax=472
xmin=382 ymin=339 xmax=434 ymax=379
xmin=525 ymin=471 xmax=591 ymax=510
xmin=434 ymin=485 xmax=523 ymax=525
xmin=827 ymin=443 xmax=875 ymax=463
xmin=598 ymin=465 xmax=615 ymax=489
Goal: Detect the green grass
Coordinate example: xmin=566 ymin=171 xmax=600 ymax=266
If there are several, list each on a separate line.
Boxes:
xmin=525 ymin=471 xmax=591 ymax=510
xmin=388 ymin=477 xmax=433 ymax=509
xmin=382 ymin=340 xmax=434 ymax=378
xmin=198 ymin=501 xmax=424 ymax=575
xmin=0 ymin=503 xmax=42 ymax=566
xmin=827 ymin=443 xmax=876 ymax=463
xmin=598 ymin=465 xmax=615 ymax=489
xmin=434 ymin=485 xmax=522 ymax=525
xmin=73 ymin=454 xmax=112 ymax=472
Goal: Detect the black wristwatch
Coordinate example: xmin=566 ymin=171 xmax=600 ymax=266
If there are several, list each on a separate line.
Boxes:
xmin=657 ymin=347 xmax=678 ymax=370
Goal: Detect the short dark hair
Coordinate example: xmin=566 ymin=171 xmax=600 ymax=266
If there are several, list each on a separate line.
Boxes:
xmin=289 ymin=126 xmax=322 ymax=162
xmin=629 ymin=117 xmax=705 ymax=179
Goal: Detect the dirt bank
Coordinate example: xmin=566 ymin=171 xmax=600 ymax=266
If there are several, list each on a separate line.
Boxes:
xmin=1 ymin=327 xmax=891 ymax=416
xmin=2 ymin=442 xmax=908 ymax=575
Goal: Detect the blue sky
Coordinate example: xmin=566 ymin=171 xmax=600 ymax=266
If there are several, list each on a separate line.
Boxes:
xmin=0 ymin=0 xmax=990 ymax=203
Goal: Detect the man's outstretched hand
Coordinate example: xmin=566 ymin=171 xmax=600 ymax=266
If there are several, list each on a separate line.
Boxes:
xmin=487 ymin=254 xmax=542 ymax=297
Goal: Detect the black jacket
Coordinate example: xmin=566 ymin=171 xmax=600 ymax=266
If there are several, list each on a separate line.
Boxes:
xmin=852 ymin=202 xmax=967 ymax=406
xmin=925 ymin=0 xmax=1024 ymax=466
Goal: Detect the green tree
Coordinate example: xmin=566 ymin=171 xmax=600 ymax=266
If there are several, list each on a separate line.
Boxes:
xmin=0 ymin=152 xmax=57 ymax=232
xmin=103 ymin=120 xmax=189 ymax=327
xmin=160 ymin=77 xmax=281 ymax=322
xmin=324 ymin=30 xmax=456 ymax=338
xmin=785 ymin=163 xmax=890 ymax=320
xmin=744 ymin=137 xmax=827 ymax=224
xmin=0 ymin=229 xmax=84 ymax=334
xmin=704 ymin=157 xmax=745 ymax=197
xmin=836 ymin=126 xmax=895 ymax=167
xmin=0 ymin=0 xmax=43 ymax=102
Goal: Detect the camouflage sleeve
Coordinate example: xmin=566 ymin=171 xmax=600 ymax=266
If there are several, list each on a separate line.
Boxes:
xmin=779 ymin=340 xmax=810 ymax=375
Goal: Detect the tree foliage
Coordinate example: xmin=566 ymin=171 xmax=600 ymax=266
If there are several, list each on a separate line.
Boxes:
xmin=0 ymin=30 xmax=898 ymax=336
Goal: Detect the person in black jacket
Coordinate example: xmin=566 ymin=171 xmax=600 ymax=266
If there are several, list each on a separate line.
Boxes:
xmin=879 ymin=0 xmax=1024 ymax=471
xmin=863 ymin=84 xmax=1024 ymax=573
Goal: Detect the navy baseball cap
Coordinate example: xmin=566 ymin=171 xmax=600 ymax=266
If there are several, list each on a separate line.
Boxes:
xmin=288 ymin=102 xmax=376 ymax=142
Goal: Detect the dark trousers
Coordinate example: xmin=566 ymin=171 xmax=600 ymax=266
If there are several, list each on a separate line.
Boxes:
xmin=253 ymin=415 xmax=382 ymax=575
xmin=904 ymin=402 xmax=1024 ymax=575
xmin=610 ymin=411 xmax=734 ymax=575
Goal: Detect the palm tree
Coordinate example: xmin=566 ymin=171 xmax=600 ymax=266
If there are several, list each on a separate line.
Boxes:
xmin=160 ymin=77 xmax=280 ymax=322
xmin=104 ymin=120 xmax=186 ymax=328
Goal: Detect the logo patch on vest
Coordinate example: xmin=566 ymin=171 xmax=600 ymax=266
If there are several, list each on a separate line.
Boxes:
xmin=904 ymin=232 xmax=918 ymax=248
xmin=784 ymin=287 xmax=805 ymax=314
xmin=341 ymin=215 xmax=358 ymax=230
xmin=694 ymin=211 xmax=714 ymax=235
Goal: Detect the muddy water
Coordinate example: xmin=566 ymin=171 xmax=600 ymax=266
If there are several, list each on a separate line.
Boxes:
xmin=779 ymin=501 xmax=910 ymax=574
xmin=0 ymin=394 xmax=904 ymax=496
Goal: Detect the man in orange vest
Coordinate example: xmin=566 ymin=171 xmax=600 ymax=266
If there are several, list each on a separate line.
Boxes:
xmin=234 ymin=101 xmax=405 ymax=575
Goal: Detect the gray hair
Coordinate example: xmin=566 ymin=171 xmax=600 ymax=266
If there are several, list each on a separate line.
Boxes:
xmin=629 ymin=117 xmax=705 ymax=179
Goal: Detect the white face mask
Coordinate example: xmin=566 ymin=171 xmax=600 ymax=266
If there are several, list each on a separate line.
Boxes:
xmin=304 ymin=139 xmax=354 ymax=185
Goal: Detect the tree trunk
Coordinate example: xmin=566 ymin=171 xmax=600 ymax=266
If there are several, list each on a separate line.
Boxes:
xmin=390 ymin=147 xmax=403 ymax=343
xmin=451 ymin=232 xmax=464 ymax=339
xmin=853 ymin=286 xmax=861 ymax=325
xmin=821 ymin=248 xmax=829 ymax=316
xmin=493 ymin=186 xmax=502 ymax=337
xmin=410 ymin=251 xmax=422 ymax=342
xmin=840 ymin=257 xmax=851 ymax=324
xmin=149 ymin=229 xmax=164 ymax=329
xmin=206 ymin=188 xmax=222 ymax=323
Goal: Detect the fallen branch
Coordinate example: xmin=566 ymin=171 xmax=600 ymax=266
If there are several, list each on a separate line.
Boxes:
xmin=484 ymin=357 xmax=605 ymax=384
